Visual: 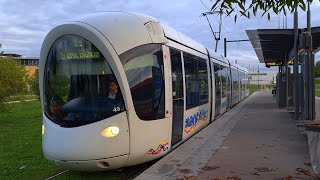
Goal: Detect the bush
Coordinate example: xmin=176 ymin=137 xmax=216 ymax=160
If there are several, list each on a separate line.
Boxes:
xmin=315 ymin=61 xmax=320 ymax=78
xmin=28 ymin=69 xmax=40 ymax=98
xmin=0 ymin=56 xmax=28 ymax=111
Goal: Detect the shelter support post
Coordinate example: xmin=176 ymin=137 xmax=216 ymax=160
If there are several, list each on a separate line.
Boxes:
xmin=293 ymin=5 xmax=299 ymax=120
xmin=305 ymin=3 xmax=315 ymax=120
xmin=299 ymin=3 xmax=315 ymax=120
xmin=285 ymin=53 xmax=289 ymax=108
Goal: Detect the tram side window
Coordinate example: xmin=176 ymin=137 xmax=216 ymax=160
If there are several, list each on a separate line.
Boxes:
xmin=233 ymin=69 xmax=239 ymax=101
xmin=184 ymin=53 xmax=208 ymax=109
xmin=241 ymin=72 xmax=245 ymax=92
xmin=238 ymin=71 xmax=241 ymax=93
xmin=214 ymin=64 xmax=221 ymax=98
xmin=184 ymin=53 xmax=199 ymax=109
xmin=239 ymin=72 xmax=242 ymax=92
xmin=236 ymin=70 xmax=240 ymax=89
xmin=220 ymin=65 xmax=227 ymax=98
xmin=120 ymin=44 xmax=165 ymax=121
xmin=198 ymin=59 xmax=208 ymax=105
xmin=245 ymin=74 xmax=249 ymax=90
xmin=232 ymin=69 xmax=238 ymax=91
xmin=170 ymin=48 xmax=183 ymax=99
xmin=226 ymin=67 xmax=231 ymax=92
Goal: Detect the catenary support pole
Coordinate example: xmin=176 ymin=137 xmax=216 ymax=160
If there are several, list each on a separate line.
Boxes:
xmin=224 ymin=38 xmax=227 ymax=57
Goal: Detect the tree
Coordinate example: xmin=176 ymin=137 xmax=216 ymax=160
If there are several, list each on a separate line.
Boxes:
xmin=0 ymin=42 xmax=3 ymax=55
xmin=0 ymin=56 xmax=28 ymax=111
xmin=315 ymin=61 xmax=320 ymax=78
xmin=28 ymin=69 xmax=40 ymax=98
xmin=211 ymin=0 xmax=313 ymax=22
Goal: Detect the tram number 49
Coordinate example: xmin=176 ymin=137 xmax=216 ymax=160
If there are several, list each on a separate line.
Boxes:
xmin=113 ymin=107 xmax=121 ymax=112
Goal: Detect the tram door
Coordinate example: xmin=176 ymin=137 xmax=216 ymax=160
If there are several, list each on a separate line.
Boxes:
xmin=214 ymin=64 xmax=221 ymax=117
xmin=170 ymin=48 xmax=184 ymax=146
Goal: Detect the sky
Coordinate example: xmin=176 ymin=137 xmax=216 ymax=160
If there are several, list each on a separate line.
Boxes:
xmin=0 ymin=0 xmax=320 ymax=71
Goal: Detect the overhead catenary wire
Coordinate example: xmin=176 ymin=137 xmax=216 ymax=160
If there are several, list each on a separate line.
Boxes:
xmin=198 ymin=0 xmax=237 ymax=42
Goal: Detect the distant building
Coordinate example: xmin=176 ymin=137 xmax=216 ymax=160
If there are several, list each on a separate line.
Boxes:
xmin=1 ymin=53 xmax=39 ymax=76
xmin=248 ymin=70 xmax=278 ymax=85
xmin=15 ymin=57 xmax=39 ymax=76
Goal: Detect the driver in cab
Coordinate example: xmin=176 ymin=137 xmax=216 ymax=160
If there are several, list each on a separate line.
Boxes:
xmin=108 ymin=79 xmax=122 ymax=101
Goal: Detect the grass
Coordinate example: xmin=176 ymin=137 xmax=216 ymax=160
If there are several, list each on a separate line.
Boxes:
xmin=0 ymin=100 xmax=62 ymax=179
xmin=0 ymin=100 xmax=141 ymax=179
xmin=247 ymin=80 xmax=319 ymax=97
xmin=249 ymin=85 xmax=262 ymax=95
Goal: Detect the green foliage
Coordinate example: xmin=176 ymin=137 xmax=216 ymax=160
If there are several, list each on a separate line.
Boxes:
xmin=211 ymin=0 xmax=313 ymax=22
xmin=0 ymin=56 xmax=28 ymax=111
xmin=249 ymin=84 xmax=261 ymax=95
xmin=315 ymin=61 xmax=320 ymax=78
xmin=316 ymin=84 xmax=320 ymax=97
xmin=28 ymin=69 xmax=40 ymax=97
xmin=315 ymin=79 xmax=319 ymax=97
xmin=0 ymin=101 xmax=62 ymax=179
xmin=0 ymin=100 xmax=149 ymax=179
xmin=50 ymin=76 xmax=71 ymax=102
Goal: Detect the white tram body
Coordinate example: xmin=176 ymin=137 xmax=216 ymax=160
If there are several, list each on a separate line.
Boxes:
xmin=39 ymin=12 xmax=249 ymax=171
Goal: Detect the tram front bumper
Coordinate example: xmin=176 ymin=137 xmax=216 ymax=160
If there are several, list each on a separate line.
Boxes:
xmin=42 ymin=112 xmax=130 ymax=170
xmin=48 ymin=155 xmax=128 ymax=171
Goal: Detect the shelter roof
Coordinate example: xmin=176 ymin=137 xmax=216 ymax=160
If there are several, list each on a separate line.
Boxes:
xmin=246 ymin=27 xmax=320 ymax=67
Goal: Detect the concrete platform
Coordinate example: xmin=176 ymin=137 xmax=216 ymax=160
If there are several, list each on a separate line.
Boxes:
xmin=306 ymin=97 xmax=320 ymax=177
xmin=136 ymin=91 xmax=318 ymax=179
xmin=316 ymin=96 xmax=320 ymax=120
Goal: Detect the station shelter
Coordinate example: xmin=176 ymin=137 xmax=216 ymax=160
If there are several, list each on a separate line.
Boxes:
xmin=246 ymin=27 xmax=320 ymax=120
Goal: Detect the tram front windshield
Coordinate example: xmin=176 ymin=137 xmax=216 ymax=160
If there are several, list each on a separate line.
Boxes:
xmin=44 ymin=35 xmax=125 ymax=127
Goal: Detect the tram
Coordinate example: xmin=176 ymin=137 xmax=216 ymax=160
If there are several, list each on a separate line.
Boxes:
xmin=39 ymin=12 xmax=249 ymax=171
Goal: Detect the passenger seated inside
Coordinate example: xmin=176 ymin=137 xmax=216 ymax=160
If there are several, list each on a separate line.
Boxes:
xmin=108 ymin=79 xmax=122 ymax=101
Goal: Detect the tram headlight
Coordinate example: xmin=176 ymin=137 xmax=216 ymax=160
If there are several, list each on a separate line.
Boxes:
xmin=101 ymin=126 xmax=120 ymax=137
xmin=42 ymin=125 xmax=45 ymax=135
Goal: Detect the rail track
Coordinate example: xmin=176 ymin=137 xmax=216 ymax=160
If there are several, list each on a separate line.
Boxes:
xmin=45 ymin=160 xmax=156 ymax=180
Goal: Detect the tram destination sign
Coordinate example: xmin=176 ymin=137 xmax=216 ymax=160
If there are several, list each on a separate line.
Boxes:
xmin=59 ymin=51 xmax=101 ymax=60
xmin=56 ymin=35 xmax=103 ymax=60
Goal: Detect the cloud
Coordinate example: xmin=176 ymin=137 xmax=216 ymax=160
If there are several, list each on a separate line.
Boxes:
xmin=313 ymin=1 xmax=320 ymax=7
xmin=0 ymin=0 xmax=319 ymax=69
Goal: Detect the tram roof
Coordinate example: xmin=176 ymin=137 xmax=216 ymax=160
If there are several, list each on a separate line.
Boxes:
xmin=162 ymin=24 xmax=207 ymax=55
xmin=71 ymin=12 xmax=209 ymax=56
xmin=63 ymin=12 xmax=248 ymax=71
xmin=246 ymin=26 xmax=320 ymax=68
xmin=207 ymin=49 xmax=229 ymax=64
